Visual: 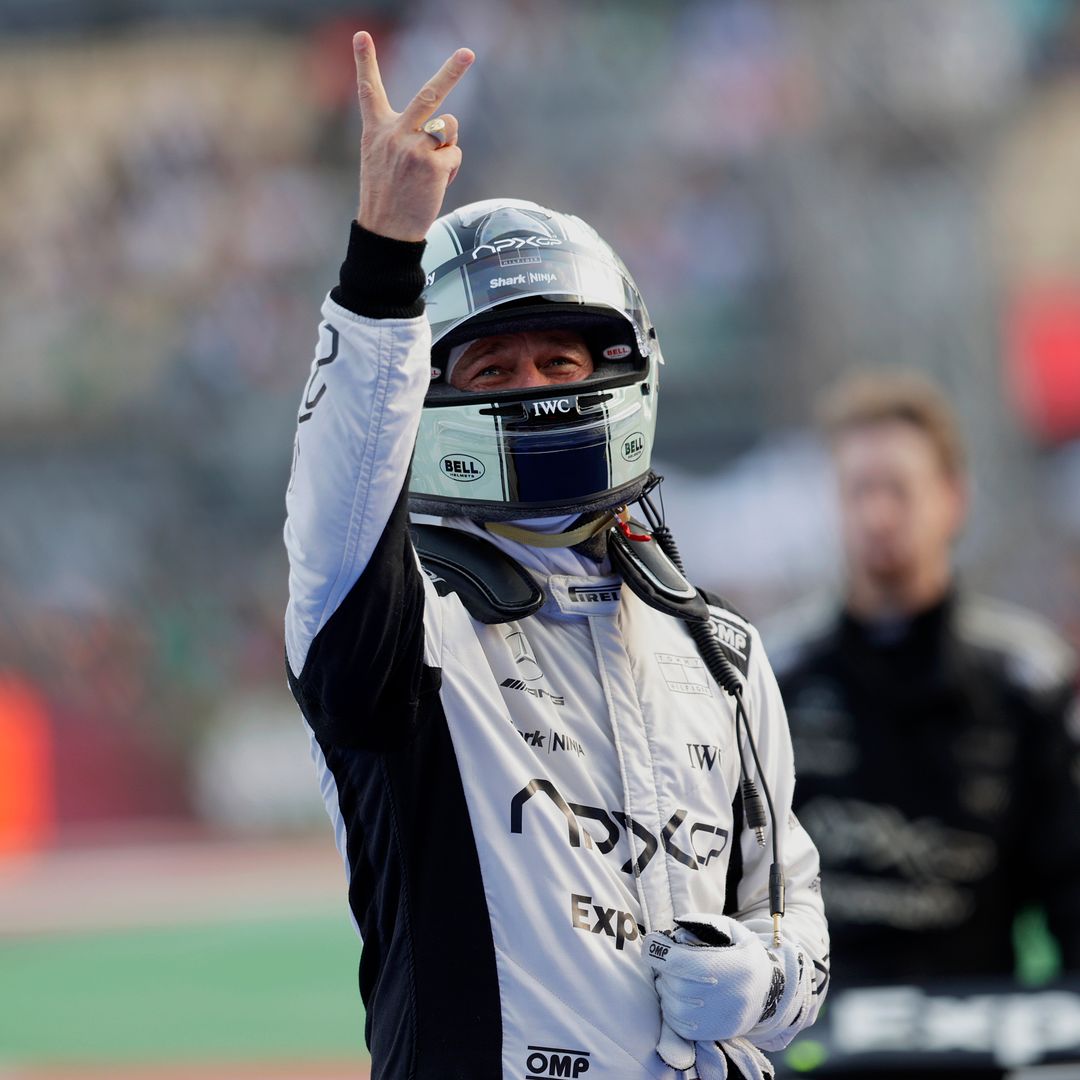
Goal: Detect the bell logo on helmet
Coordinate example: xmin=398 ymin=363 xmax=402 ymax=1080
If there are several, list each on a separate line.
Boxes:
xmin=603 ymin=344 xmax=632 ymax=360
xmin=440 ymin=454 xmax=486 ymax=482
xmin=621 ymin=433 xmax=645 ymax=462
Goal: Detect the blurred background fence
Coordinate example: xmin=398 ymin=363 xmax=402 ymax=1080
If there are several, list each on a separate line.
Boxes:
xmin=2 ymin=0 xmax=1080 ymax=1074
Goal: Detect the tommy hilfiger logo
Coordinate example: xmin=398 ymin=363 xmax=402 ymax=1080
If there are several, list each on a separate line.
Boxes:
xmin=656 ymin=653 xmax=712 ymax=696
xmin=687 ymin=744 xmax=722 ymax=771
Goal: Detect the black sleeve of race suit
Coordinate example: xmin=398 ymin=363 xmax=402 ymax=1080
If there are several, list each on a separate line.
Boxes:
xmin=288 ymin=482 xmax=438 ymax=751
xmin=331 ymin=222 xmax=427 ymax=320
xmin=1021 ymin=680 xmax=1080 ymax=971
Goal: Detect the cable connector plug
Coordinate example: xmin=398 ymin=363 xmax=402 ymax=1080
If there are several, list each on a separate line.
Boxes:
xmin=741 ymin=778 xmax=767 ymax=847
xmin=769 ymin=862 xmax=786 ymax=947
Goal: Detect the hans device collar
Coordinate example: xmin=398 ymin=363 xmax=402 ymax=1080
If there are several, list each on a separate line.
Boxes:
xmin=409 ymin=518 xmax=707 ymax=625
xmin=410 ymin=523 xmax=544 ymax=624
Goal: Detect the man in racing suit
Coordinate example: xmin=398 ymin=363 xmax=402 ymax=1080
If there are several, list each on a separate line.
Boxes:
xmin=284 ymin=34 xmax=829 ymax=1080
xmin=771 ymin=371 xmax=1080 ymax=1075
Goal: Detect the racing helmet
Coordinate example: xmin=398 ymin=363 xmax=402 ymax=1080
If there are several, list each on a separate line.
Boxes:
xmin=409 ymin=198 xmax=662 ymax=520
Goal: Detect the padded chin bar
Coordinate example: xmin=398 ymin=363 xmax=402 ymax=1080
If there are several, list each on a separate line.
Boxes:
xmin=410 ymin=523 xmax=544 ymax=624
xmin=409 ymin=512 xmax=707 ymax=626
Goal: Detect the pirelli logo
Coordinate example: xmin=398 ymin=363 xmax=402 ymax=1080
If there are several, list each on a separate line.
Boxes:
xmin=567 ymin=584 xmax=622 ymax=604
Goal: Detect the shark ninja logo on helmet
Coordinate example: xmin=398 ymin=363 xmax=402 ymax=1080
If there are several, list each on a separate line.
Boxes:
xmin=409 ymin=198 xmax=662 ymax=521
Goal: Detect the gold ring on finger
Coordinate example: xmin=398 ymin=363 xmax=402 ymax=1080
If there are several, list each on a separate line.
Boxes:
xmin=421 ymin=117 xmax=449 ymax=147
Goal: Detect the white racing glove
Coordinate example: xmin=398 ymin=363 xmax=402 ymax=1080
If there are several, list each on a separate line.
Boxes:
xmin=696 ymin=1036 xmax=775 ymax=1079
xmin=655 ymin=1026 xmax=774 ymax=1080
xmin=644 ymin=912 xmax=812 ymax=1053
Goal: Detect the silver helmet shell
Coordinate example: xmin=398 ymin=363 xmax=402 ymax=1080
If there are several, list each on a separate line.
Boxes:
xmin=409 ymin=198 xmax=661 ymax=520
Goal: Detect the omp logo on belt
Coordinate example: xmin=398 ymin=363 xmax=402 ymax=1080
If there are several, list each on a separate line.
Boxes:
xmin=525 ymin=1045 xmax=590 ymax=1078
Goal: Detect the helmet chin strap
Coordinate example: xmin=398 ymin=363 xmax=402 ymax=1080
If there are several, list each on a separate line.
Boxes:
xmin=483 ymin=507 xmax=626 ymax=549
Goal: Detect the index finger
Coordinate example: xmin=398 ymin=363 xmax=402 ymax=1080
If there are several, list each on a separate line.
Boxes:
xmin=399 ymin=47 xmax=475 ymax=128
xmin=354 ymin=31 xmax=393 ymax=122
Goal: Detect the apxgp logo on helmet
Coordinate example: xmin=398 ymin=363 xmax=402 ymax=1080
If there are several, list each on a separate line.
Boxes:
xmin=472 ymin=235 xmax=563 ymax=268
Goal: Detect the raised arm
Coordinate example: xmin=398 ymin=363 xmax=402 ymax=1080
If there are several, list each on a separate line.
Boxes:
xmin=283 ymin=33 xmax=474 ymax=747
xmin=353 ymin=31 xmax=473 ymax=240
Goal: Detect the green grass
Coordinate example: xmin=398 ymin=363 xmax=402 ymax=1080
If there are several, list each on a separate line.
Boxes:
xmin=1014 ymin=905 xmax=1062 ymax=986
xmin=0 ymin=914 xmax=370 ymax=1065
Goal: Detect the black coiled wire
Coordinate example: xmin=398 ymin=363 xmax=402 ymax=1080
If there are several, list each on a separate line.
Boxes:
xmin=637 ymin=477 xmax=785 ymax=929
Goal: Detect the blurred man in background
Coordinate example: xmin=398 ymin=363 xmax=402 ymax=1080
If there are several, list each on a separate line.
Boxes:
xmin=773 ymin=369 xmax=1080 ymax=1077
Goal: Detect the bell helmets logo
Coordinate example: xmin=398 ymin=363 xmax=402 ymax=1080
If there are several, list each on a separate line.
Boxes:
xmin=440 ymin=454 xmax=486 ymax=482
xmin=621 ymin=432 xmax=646 ymax=462
xmin=603 ymin=344 xmax=633 ymax=360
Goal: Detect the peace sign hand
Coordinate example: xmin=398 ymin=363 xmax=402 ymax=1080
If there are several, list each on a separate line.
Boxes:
xmin=353 ymin=31 xmax=475 ymax=242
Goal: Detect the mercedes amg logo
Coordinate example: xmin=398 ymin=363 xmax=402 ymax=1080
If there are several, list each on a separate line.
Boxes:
xmin=505 ymin=629 xmax=544 ymax=683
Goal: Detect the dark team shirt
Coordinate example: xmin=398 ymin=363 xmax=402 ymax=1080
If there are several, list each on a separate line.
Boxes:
xmin=772 ymin=590 xmax=1080 ymax=986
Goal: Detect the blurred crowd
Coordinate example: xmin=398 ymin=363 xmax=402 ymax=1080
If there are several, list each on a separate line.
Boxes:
xmin=1 ymin=0 xmax=1079 ymax=842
